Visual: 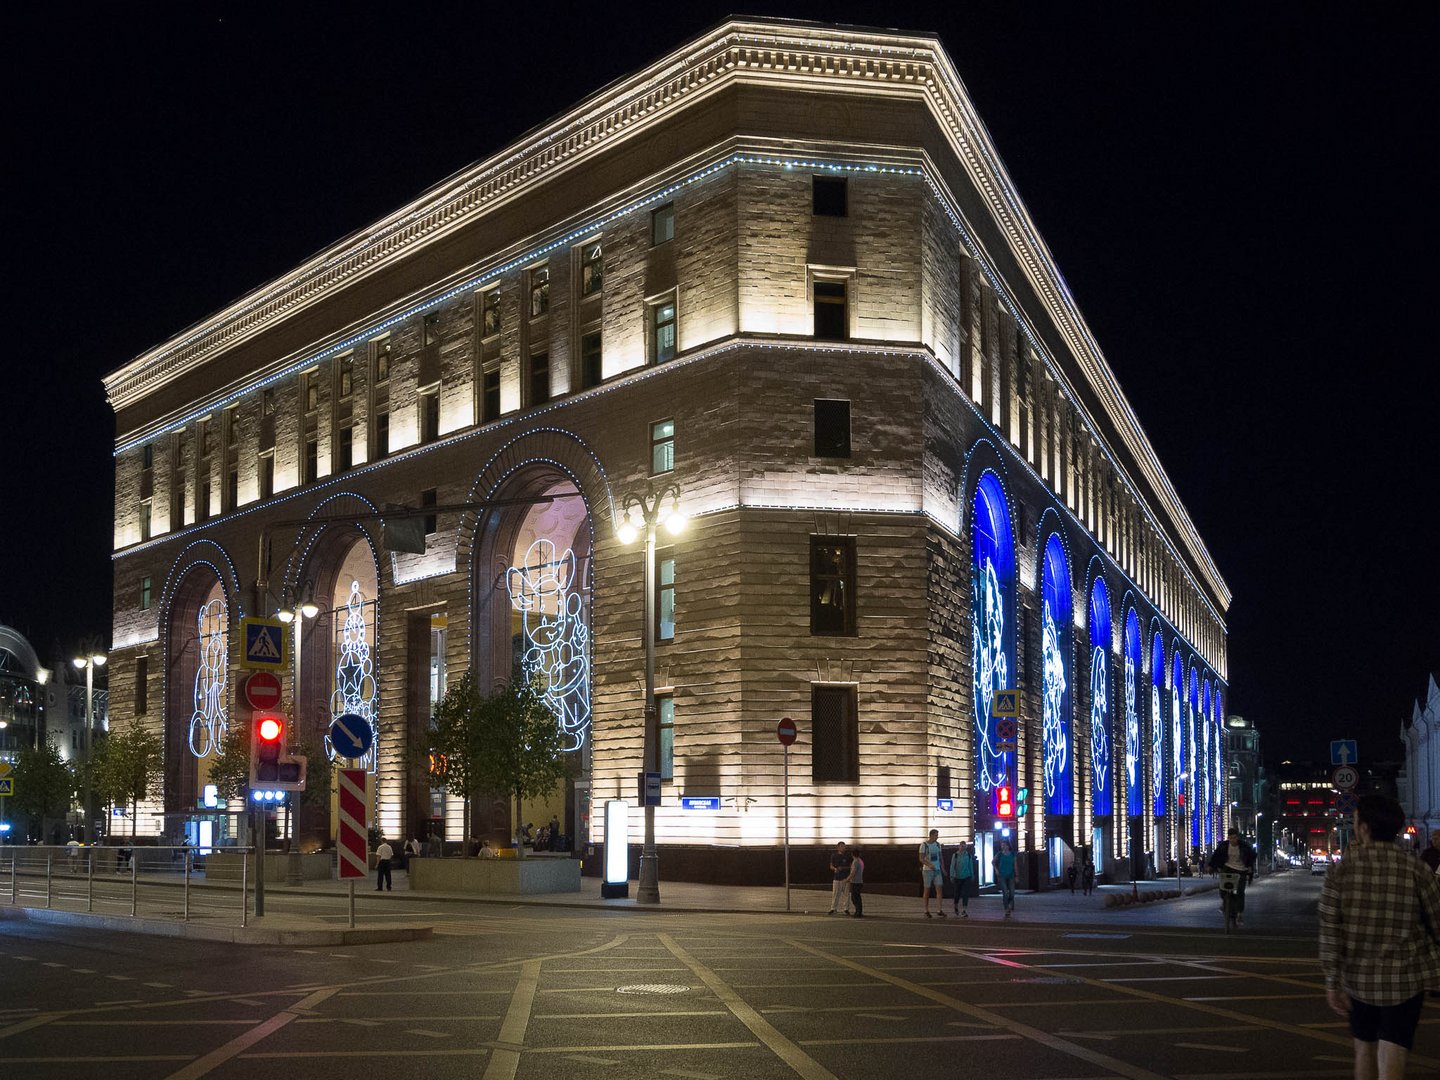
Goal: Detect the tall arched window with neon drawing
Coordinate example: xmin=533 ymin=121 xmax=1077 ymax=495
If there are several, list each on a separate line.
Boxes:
xmin=970 ymin=473 xmax=1016 ymax=817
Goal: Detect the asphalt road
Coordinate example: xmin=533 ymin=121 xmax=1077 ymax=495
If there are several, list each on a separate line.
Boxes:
xmin=3 ymin=873 xmax=1437 ymax=1079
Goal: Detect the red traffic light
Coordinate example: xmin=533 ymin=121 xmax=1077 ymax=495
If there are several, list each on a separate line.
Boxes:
xmin=257 ymin=716 xmax=283 ymax=742
xmin=997 ymin=785 xmax=1014 ymax=817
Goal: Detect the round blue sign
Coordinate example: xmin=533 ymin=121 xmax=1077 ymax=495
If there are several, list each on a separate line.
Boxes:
xmin=329 ymin=713 xmax=373 ymax=759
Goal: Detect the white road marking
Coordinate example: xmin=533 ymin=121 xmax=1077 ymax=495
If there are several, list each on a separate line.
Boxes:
xmin=1174 ymin=1042 xmax=1245 ymax=1053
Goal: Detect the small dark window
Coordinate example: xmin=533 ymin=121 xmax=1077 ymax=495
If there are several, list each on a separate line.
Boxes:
xmin=423 ymin=311 xmax=441 ymax=346
xmin=226 ymin=406 xmax=239 ymax=445
xmin=529 ymin=352 xmax=550 ymax=406
xmin=135 ymin=655 xmax=149 ymax=716
xmin=338 ymin=355 xmax=353 ymax=399
xmin=814 ymin=399 xmax=851 ymax=458
xmin=225 ymin=463 xmax=239 ymax=509
xmin=481 ymin=290 xmax=501 ymax=337
xmin=581 ymin=241 xmax=603 ymax=295
xmin=937 ymin=765 xmax=951 ymax=800
xmin=529 ymin=266 xmax=550 ymax=319
xmin=656 ymin=555 xmax=675 ymax=642
xmin=811 ymin=536 xmax=856 ymax=636
xmin=813 ymin=175 xmax=848 ymax=216
xmin=814 ymin=279 xmax=848 ymax=340
xmin=657 ymin=693 xmax=675 ymax=781
xmin=420 ymin=392 xmax=439 ymax=444
xmin=650 ymin=419 xmax=675 ymax=475
xmin=812 ymin=685 xmax=859 ymax=782
xmin=304 ymin=439 xmax=318 ymax=484
xmin=482 ymin=368 xmax=501 ymax=422
xmin=580 ymin=331 xmax=603 ymax=389
xmin=651 ymin=203 xmax=675 ymax=245
xmin=262 ymin=388 xmax=276 ymax=416
xmin=374 ymin=339 xmax=392 ymax=383
xmin=259 ymin=454 xmax=274 ymax=499
xmin=421 ymin=488 xmax=437 ymax=536
xmin=200 ymin=421 xmax=213 ymax=457
xmin=337 ymin=427 xmax=353 ymax=471
xmin=375 ymin=411 xmax=390 ymax=457
xmin=141 ymin=443 xmax=153 ymax=471
xmin=306 ymin=379 xmax=320 ymax=413
xmin=140 ymin=576 xmax=153 ymax=611
xmin=198 ymin=481 xmax=211 ymax=522
xmin=651 ymin=298 xmax=677 ymax=364
xmin=139 ymin=500 xmax=152 ymax=541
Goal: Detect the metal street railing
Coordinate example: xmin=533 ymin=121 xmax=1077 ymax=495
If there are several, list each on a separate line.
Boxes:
xmin=1 ymin=845 xmax=253 ymax=927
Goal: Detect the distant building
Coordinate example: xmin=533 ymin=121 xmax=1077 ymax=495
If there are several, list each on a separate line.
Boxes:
xmin=1224 ymin=714 xmax=1266 ymax=844
xmin=0 ymin=624 xmax=50 ymax=758
xmin=1402 ymin=673 xmax=1440 ymax=839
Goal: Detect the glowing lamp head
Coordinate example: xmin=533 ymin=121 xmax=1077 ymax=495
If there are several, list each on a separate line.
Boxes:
xmin=663 ymin=504 xmax=687 ymax=536
xmin=72 ymin=657 xmax=86 ymax=669
xmin=276 ymin=608 xmax=296 ymax=624
xmin=299 ymin=600 xmax=320 ymax=619
xmin=616 ymin=519 xmax=638 ymax=545
xmin=257 ymin=716 xmax=283 ymax=742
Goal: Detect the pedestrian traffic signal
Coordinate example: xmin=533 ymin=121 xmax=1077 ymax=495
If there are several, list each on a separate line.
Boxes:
xmin=996 ymin=785 xmax=1015 ymax=818
xmin=249 ymin=713 xmax=307 ymax=793
xmin=1017 ymin=786 xmax=1029 ymax=819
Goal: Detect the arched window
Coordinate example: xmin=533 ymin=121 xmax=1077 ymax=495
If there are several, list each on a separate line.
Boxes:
xmin=1189 ymin=666 xmax=1200 ymax=849
xmin=1212 ymin=689 xmax=1225 ymax=829
xmin=1089 ymin=576 xmax=1112 ymax=818
xmin=1151 ymin=631 xmax=1166 ymax=818
xmin=1201 ymin=679 xmax=1212 ymax=847
xmin=1171 ymin=647 xmax=1184 ymax=833
xmin=971 ymin=473 xmax=1016 ymax=802
xmin=1041 ymin=534 xmax=1073 ymax=816
xmin=1124 ymin=608 xmax=1143 ymax=819
xmin=190 ymin=581 xmax=229 ymax=759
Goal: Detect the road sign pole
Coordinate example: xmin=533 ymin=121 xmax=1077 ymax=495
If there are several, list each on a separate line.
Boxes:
xmin=349 ymin=880 xmax=356 ymax=929
xmin=784 ymin=742 xmax=791 ymax=912
xmin=254 ymin=807 xmax=266 ymax=917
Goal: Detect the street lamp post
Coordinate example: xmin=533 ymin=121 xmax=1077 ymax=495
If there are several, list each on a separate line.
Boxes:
xmin=617 ymin=481 xmax=684 ymax=906
xmin=72 ymin=652 xmax=107 ymax=844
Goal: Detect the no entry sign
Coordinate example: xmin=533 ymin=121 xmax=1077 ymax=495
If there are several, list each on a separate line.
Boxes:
xmin=243 ymin=671 xmax=283 ymax=711
xmin=777 ymin=717 xmax=797 ymax=746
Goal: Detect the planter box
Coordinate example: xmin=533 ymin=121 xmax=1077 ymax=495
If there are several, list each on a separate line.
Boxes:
xmin=409 ymin=855 xmax=580 ymax=895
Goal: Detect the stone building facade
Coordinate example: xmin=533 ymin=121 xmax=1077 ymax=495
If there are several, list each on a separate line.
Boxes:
xmin=103 ymin=19 xmax=1229 ymax=883
xmin=1403 ymin=673 xmax=1440 ymax=840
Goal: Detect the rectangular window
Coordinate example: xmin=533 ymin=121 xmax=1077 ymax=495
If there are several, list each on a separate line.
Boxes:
xmin=813 ymin=399 xmax=851 ymax=458
xmin=374 ymin=339 xmax=392 ymax=383
xmin=200 ymin=420 xmax=213 ymax=458
xmin=135 ymin=656 xmax=148 ymax=716
xmin=421 ymin=488 xmax=437 ymax=536
xmin=305 ymin=376 xmax=319 ymax=413
xmin=198 ymin=480 xmax=211 ymax=522
xmin=650 ymin=297 xmax=677 ymax=364
xmin=338 ymin=355 xmax=353 ymax=399
xmin=580 ymin=331 xmax=602 ymax=389
xmin=580 ymin=241 xmax=603 ymax=295
xmin=139 ymin=500 xmax=152 ymax=541
xmin=528 ymin=351 xmax=550 ymax=406
xmin=651 ymin=202 xmax=674 ymax=245
xmin=423 ymin=311 xmax=441 ymax=346
xmin=657 ymin=693 xmax=674 ymax=781
xmin=225 ymin=405 xmax=239 ymax=445
xmin=482 ymin=367 xmax=501 ymax=423
xmin=337 ymin=426 xmax=353 ymax=471
xmin=937 ymin=764 xmax=952 ymax=800
xmin=141 ymin=443 xmax=153 ymax=471
xmin=420 ymin=392 xmax=439 ymax=444
xmin=811 ymin=685 xmax=859 ymax=783
xmin=259 ymin=453 xmax=274 ymax=499
xmin=375 ymin=411 xmax=390 ymax=457
xmin=813 ymin=279 xmax=848 ymax=340
xmin=529 ymin=266 xmax=550 ymax=319
xmin=481 ymin=289 xmax=501 ymax=337
xmin=225 ymin=463 xmax=239 ymax=509
xmin=810 ymin=536 xmax=856 ymax=636
xmin=656 ymin=556 xmax=676 ymax=643
xmin=304 ymin=438 xmax=318 ymax=484
xmin=650 ymin=418 xmax=675 ymax=475
xmin=140 ymin=576 xmax=153 ymax=611
xmin=813 ymin=175 xmax=848 ymax=217
xmin=262 ymin=387 xmax=276 ymax=416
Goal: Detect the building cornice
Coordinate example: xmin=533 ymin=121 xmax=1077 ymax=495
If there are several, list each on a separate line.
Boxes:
xmin=101 ymin=18 xmax=1229 ymax=607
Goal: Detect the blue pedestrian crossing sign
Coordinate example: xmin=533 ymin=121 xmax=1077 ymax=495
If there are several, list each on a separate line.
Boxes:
xmin=239 ymin=617 xmax=287 ymax=671
xmin=991 ymin=689 xmax=1020 ymax=719
xmin=1330 ymin=739 xmax=1358 ymax=766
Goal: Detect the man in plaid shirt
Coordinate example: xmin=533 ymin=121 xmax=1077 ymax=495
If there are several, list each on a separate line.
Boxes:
xmin=1320 ymin=793 xmax=1440 ymax=1080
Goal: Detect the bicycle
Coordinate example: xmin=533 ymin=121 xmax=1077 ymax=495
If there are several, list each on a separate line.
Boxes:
xmin=1218 ymin=870 xmax=1243 ymax=932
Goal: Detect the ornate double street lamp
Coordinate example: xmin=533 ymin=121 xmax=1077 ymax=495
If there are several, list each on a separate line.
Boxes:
xmin=617 ymin=481 xmax=685 ymax=905
xmin=72 ymin=650 xmax=107 ymax=843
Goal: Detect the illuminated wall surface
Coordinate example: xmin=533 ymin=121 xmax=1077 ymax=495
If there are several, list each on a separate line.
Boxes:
xmin=1042 ymin=535 xmax=1073 ymax=816
xmin=99 ymin=20 xmax=1231 ymax=865
xmin=1151 ymin=631 xmax=1166 ymax=818
xmin=970 ymin=473 xmax=1015 ymax=805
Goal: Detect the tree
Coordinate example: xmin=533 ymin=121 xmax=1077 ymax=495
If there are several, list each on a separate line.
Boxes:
xmin=207 ymin=722 xmax=252 ymax=803
xmin=11 ymin=740 xmax=74 ymax=843
xmin=94 ymin=725 xmax=163 ymax=830
xmin=428 ymin=670 xmax=486 ymax=853
xmin=472 ymin=666 xmax=570 ymax=859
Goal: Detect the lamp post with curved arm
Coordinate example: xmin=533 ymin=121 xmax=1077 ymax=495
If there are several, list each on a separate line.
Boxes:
xmin=616 ymin=481 xmax=684 ymax=905
xmin=72 ymin=651 xmax=107 ymax=843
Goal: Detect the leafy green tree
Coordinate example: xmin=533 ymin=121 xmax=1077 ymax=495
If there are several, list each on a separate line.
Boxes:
xmin=207 ymin=722 xmax=252 ymax=803
xmin=471 ymin=666 xmax=570 ymax=859
xmin=11 ymin=740 xmax=74 ymax=842
xmin=428 ymin=670 xmax=486 ymax=853
xmin=94 ymin=724 xmax=163 ymax=827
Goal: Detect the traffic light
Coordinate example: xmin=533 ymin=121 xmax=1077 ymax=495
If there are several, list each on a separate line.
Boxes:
xmin=249 ymin=713 xmax=307 ymax=794
xmin=1017 ymin=786 xmax=1029 ymax=819
xmin=996 ymin=785 xmax=1015 ymax=818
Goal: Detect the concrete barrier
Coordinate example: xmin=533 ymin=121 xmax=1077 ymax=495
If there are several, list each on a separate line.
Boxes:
xmin=409 ymin=855 xmax=581 ymax=894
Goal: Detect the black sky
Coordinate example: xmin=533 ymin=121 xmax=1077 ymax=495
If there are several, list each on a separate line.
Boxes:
xmin=4 ymin=2 xmax=1437 ymax=762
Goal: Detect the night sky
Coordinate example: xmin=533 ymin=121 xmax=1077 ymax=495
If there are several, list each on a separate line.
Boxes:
xmin=4 ymin=3 xmax=1436 ymax=763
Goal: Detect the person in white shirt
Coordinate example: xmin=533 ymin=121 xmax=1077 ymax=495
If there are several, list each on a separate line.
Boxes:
xmin=375 ymin=839 xmax=394 ymax=891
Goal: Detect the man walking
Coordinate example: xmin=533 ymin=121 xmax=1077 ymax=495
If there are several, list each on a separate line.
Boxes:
xmin=1320 ymin=794 xmax=1440 ymax=1080
xmin=849 ymin=848 xmax=865 ymax=918
xmin=919 ymin=829 xmax=945 ymax=918
xmin=375 ymin=837 xmax=394 ymax=891
xmin=828 ymin=842 xmax=853 ymax=915
xmin=1207 ymin=826 xmax=1256 ymax=925
xmin=993 ymin=839 xmax=1017 ymax=919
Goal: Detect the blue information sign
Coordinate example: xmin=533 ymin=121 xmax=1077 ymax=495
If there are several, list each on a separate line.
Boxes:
xmin=935 ymin=798 xmax=954 ymax=812
xmin=681 ymin=797 xmax=721 ymax=811
xmin=329 ymin=713 xmax=373 ymax=760
xmin=1330 ymin=740 xmax=1358 ymax=766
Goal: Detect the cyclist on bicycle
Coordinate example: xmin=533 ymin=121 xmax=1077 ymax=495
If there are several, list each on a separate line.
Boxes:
xmin=1207 ymin=826 xmax=1256 ymax=926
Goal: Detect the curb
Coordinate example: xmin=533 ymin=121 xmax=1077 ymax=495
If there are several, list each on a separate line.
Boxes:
xmin=0 ymin=905 xmax=433 ymax=946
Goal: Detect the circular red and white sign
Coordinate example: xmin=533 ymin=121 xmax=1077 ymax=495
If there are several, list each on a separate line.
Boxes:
xmin=777 ymin=717 xmax=797 ymax=746
xmin=244 ymin=671 xmax=284 ymax=711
